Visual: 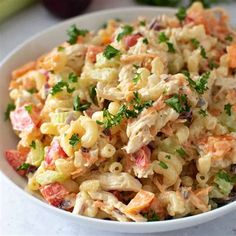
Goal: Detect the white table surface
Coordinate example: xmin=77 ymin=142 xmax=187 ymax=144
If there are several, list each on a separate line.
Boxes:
xmin=1 ymin=1 xmax=236 ymax=235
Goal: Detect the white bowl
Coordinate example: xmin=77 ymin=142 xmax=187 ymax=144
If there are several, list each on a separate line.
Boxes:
xmin=1 ymin=7 xmax=236 ymax=234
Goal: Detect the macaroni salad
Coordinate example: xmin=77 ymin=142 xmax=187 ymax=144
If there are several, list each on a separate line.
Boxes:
xmin=5 ymin=2 xmax=236 ymax=222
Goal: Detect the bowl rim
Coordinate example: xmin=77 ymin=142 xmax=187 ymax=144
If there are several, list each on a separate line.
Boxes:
xmin=1 ymin=5 xmax=236 ymax=231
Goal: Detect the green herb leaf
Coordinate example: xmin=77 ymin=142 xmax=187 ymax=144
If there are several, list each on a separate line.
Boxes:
xmin=176 ymin=7 xmax=186 ymax=22
xmin=73 ymin=96 xmax=91 ymax=112
xmin=199 ymin=109 xmax=208 ymax=117
xmin=4 ymin=103 xmax=16 ymax=121
xmin=159 ymin=32 xmax=169 ymax=43
xmin=167 ymin=42 xmax=176 ymax=53
xmin=68 ymin=73 xmax=78 ymax=83
xmin=165 ymin=94 xmax=190 ymax=113
xmin=16 ymin=163 xmax=30 ymax=171
xmin=225 ymin=34 xmax=233 ymax=42
xmin=216 ymin=171 xmax=232 ymax=183
xmin=27 ymin=88 xmax=38 ymax=94
xmin=30 ymin=140 xmax=36 ymax=149
xmin=159 ymin=161 xmax=168 ymax=169
xmin=191 ymin=38 xmax=200 ymax=49
xmin=24 ymin=105 xmax=32 ymax=113
xmin=208 ymin=60 xmax=219 ymax=69
xmin=200 ymin=46 xmax=208 ymax=59
xmin=165 ymin=155 xmax=171 ymax=159
xmin=148 ymin=212 xmax=160 ymax=221
xmin=224 ymin=103 xmax=232 ymax=116
xmin=139 ymin=20 xmax=146 ymax=26
xmin=89 ymin=85 xmax=98 ymax=105
xmin=57 ymin=46 xmax=65 ymax=52
xmin=143 ymin=38 xmax=149 ymax=44
xmin=117 ymin=25 xmax=133 ymax=41
xmin=67 ymin=24 xmax=89 ymax=45
xmin=51 ymin=81 xmax=75 ymax=95
xmin=176 ymin=148 xmax=187 ymax=157
xmin=69 ymin=134 xmax=81 ymax=147
xmin=133 ymin=72 xmax=141 ymax=84
xmin=103 ymin=45 xmax=120 ymax=59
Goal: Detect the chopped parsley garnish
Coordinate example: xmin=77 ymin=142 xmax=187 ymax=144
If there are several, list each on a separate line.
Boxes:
xmin=4 ymin=103 xmax=16 ymax=120
xmin=97 ymin=92 xmax=153 ymax=129
xmin=224 ymin=103 xmax=232 ymax=116
xmin=30 ymin=140 xmax=36 ymax=149
xmin=165 ymin=94 xmax=190 ymax=113
xmin=117 ymin=25 xmax=133 ymax=41
xmin=191 ymin=38 xmax=200 ymax=49
xmin=69 ymin=134 xmax=81 ymax=147
xmin=165 ymin=155 xmax=171 ymax=159
xmin=67 ymin=24 xmax=89 ymax=45
xmin=199 ymin=109 xmax=208 ymax=117
xmin=159 ymin=161 xmax=168 ymax=169
xmin=73 ymin=96 xmax=91 ymax=112
xmin=139 ymin=20 xmax=146 ymax=26
xmin=216 ymin=171 xmax=232 ymax=183
xmin=143 ymin=211 xmax=160 ymax=221
xmin=133 ymin=72 xmax=141 ymax=84
xmin=133 ymin=64 xmax=139 ymax=69
xmin=103 ymin=45 xmax=120 ymax=59
xmin=68 ymin=73 xmax=78 ymax=83
xmin=51 ymin=81 xmax=75 ymax=95
xmin=209 ymin=60 xmax=219 ymax=69
xmin=159 ymin=32 xmax=176 ymax=53
xmin=225 ymin=34 xmax=233 ymax=42
xmin=143 ymin=38 xmax=149 ymax=44
xmin=89 ymin=85 xmax=98 ymax=105
xmin=175 ymin=7 xmax=186 ymax=22
xmin=24 ymin=105 xmax=32 ymax=113
xmin=27 ymin=88 xmax=38 ymax=94
xmin=200 ymin=46 xmax=208 ymax=59
xmin=16 ymin=163 xmax=30 ymax=171
xmin=57 ymin=46 xmax=65 ymax=52
xmin=176 ymin=147 xmax=187 ymax=157
xmin=184 ymin=71 xmax=210 ymax=95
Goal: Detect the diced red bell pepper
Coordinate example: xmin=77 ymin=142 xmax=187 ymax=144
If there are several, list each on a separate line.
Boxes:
xmin=10 ymin=105 xmax=40 ymax=133
xmin=45 ymin=139 xmax=67 ymax=166
xmin=86 ymin=45 xmax=104 ymax=63
xmin=5 ymin=150 xmax=27 ymax=176
xmin=132 ymin=146 xmax=151 ymax=168
xmin=124 ymin=34 xmax=142 ymax=48
xmin=40 ymin=183 xmax=69 ymax=207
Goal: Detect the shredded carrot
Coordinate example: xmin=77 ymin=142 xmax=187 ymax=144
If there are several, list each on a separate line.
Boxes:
xmin=227 ymin=44 xmax=236 ymax=68
xmin=12 ymin=61 xmax=36 ymax=80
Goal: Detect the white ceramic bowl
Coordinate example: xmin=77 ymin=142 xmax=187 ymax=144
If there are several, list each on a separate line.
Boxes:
xmin=1 ymin=7 xmax=236 ymax=234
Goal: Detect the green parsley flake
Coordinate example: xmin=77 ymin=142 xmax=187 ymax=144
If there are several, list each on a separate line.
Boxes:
xmin=200 ymin=46 xmax=208 ymax=59
xmin=133 ymin=72 xmax=141 ymax=84
xmin=184 ymin=71 xmax=210 ymax=95
xmin=159 ymin=32 xmax=175 ymax=53
xmin=51 ymin=81 xmax=75 ymax=95
xmin=224 ymin=103 xmax=232 ymax=116
xmin=57 ymin=46 xmax=65 ymax=52
xmin=103 ymin=45 xmax=120 ymax=59
xmin=73 ymin=96 xmax=91 ymax=112
xmin=27 ymin=88 xmax=38 ymax=94
xmin=117 ymin=25 xmax=133 ymax=41
xmin=139 ymin=20 xmax=146 ymax=26
xmin=159 ymin=161 xmax=168 ymax=169
xmin=225 ymin=34 xmax=233 ymax=42
xmin=199 ymin=109 xmax=208 ymax=117
xmin=165 ymin=155 xmax=171 ymax=159
xmin=69 ymin=134 xmax=81 ymax=147
xmin=191 ymin=38 xmax=200 ymax=49
xmin=216 ymin=171 xmax=232 ymax=183
xmin=68 ymin=73 xmax=78 ymax=83
xmin=4 ymin=103 xmax=16 ymax=121
xmin=176 ymin=148 xmax=187 ymax=157
xmin=30 ymin=140 xmax=36 ymax=149
xmin=67 ymin=24 xmax=89 ymax=45
xmin=24 ymin=105 xmax=32 ymax=113
xmin=143 ymin=38 xmax=149 ymax=44
xmin=165 ymin=94 xmax=190 ymax=113
xmin=176 ymin=7 xmax=187 ymax=22
xmin=16 ymin=163 xmax=30 ymax=171
xmin=209 ymin=60 xmax=219 ymax=69
xmin=89 ymin=85 xmax=98 ymax=105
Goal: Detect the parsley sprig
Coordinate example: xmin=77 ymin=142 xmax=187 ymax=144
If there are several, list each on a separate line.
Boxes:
xmin=73 ymin=96 xmax=91 ymax=112
xmin=97 ymin=92 xmax=153 ymax=129
xmin=69 ymin=134 xmax=81 ymax=147
xmin=68 ymin=73 xmax=78 ymax=83
xmin=67 ymin=24 xmax=89 ymax=45
xmin=4 ymin=103 xmax=16 ymax=121
xmin=224 ymin=103 xmax=232 ymax=116
xmin=117 ymin=25 xmax=133 ymax=41
xmin=159 ymin=32 xmax=176 ymax=53
xmin=176 ymin=7 xmax=187 ymax=22
xmin=51 ymin=81 xmax=75 ymax=95
xmin=103 ymin=45 xmax=120 ymax=59
xmin=165 ymin=94 xmax=190 ymax=113
xmin=16 ymin=163 xmax=30 ymax=171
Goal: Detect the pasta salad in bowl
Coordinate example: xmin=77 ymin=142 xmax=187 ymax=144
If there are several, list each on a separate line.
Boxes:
xmin=1 ymin=2 xmax=236 ymax=233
